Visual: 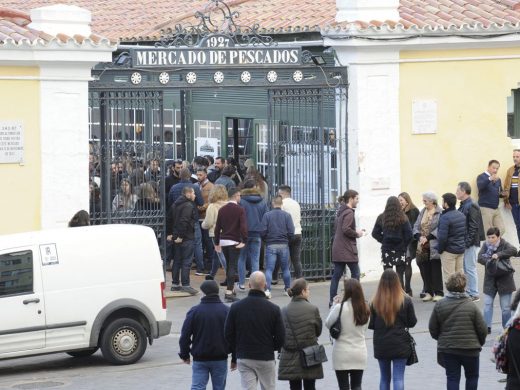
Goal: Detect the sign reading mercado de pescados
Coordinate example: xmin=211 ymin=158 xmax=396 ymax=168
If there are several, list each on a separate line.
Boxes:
xmin=132 ymin=47 xmax=302 ymax=67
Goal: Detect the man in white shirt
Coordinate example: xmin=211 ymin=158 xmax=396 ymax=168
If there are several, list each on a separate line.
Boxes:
xmin=271 ymin=185 xmax=303 ymax=282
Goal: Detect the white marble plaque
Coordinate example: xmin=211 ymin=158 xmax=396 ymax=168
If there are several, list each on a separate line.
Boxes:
xmin=412 ymin=100 xmax=437 ymax=134
xmin=0 ymin=121 xmax=24 ymax=163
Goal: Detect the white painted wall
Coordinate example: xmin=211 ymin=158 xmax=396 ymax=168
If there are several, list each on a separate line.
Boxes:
xmin=39 ymin=65 xmax=91 ymax=228
xmin=331 ymin=45 xmax=401 ymax=280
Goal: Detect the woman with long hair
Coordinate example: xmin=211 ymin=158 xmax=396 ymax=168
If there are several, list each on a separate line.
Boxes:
xmin=369 ymin=269 xmax=417 ymax=390
xmin=135 ymin=182 xmax=161 ymax=211
xmin=112 ymin=178 xmax=137 ymax=212
xmin=201 ymin=184 xmax=228 ymax=281
xmin=412 ymin=192 xmax=443 ymax=302
xmin=326 ymin=278 xmax=370 ymax=390
xmin=398 ymin=192 xmax=420 ymax=296
xmin=372 ymin=196 xmax=413 ymax=290
xmin=278 ymin=278 xmax=323 ymax=390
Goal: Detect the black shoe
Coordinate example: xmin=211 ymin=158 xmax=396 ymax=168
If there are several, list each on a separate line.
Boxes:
xmin=271 ymin=280 xmax=279 ymax=285
xmin=220 ymin=280 xmax=227 ymax=286
xmin=419 ymin=291 xmax=426 ymax=299
xmin=170 ymin=285 xmax=181 ymax=292
xmin=488 ymin=327 xmax=492 ymax=335
xmin=225 ymin=294 xmax=240 ymax=302
xmin=205 ymin=275 xmax=214 ymax=281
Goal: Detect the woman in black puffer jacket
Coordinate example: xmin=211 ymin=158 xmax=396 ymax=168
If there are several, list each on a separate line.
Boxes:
xmin=278 ymin=278 xmax=323 ymax=390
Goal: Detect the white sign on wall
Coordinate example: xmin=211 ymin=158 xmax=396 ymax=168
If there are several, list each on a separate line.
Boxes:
xmin=0 ymin=121 xmax=24 ymax=163
xmin=412 ymin=100 xmax=437 ymax=134
xmin=196 ymin=137 xmax=219 ymax=158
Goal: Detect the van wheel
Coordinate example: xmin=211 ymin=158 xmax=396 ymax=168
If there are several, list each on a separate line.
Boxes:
xmin=66 ymin=347 xmax=98 ymax=358
xmin=100 ymin=318 xmax=147 ymax=365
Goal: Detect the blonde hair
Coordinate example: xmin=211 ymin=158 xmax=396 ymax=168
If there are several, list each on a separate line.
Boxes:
xmin=372 ymin=269 xmax=405 ymax=326
xmin=209 ymin=184 xmax=228 ymax=203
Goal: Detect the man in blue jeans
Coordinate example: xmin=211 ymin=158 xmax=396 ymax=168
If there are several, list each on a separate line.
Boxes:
xmin=167 ymin=186 xmax=199 ymax=295
xmin=179 ymin=280 xmax=236 ymax=390
xmin=260 ymin=196 xmax=294 ymax=299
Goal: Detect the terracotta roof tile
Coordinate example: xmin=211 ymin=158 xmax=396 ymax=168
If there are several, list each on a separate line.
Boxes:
xmin=3 ymin=0 xmax=520 ymax=40
xmin=0 ymin=6 xmax=114 ymax=46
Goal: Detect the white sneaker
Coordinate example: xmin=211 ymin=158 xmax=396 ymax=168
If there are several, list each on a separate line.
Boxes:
xmin=422 ymin=293 xmax=433 ymax=302
xmin=265 ymin=290 xmax=271 ymax=299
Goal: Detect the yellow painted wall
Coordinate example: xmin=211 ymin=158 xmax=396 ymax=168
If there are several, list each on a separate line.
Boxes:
xmin=0 ymin=66 xmax=40 ymax=234
xmin=400 ymin=47 xmax=520 ymax=205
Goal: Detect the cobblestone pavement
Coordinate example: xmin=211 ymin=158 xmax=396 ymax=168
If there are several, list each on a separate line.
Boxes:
xmin=0 ymin=265 xmax=517 ymax=390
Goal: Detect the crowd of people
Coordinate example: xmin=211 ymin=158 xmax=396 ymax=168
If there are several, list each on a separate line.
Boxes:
xmin=173 ymin=151 xmax=520 ymax=390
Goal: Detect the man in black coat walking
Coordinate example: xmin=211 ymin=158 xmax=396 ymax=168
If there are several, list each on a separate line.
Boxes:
xmin=166 ymin=186 xmax=198 ymax=295
xmin=224 ymin=271 xmax=285 ymax=390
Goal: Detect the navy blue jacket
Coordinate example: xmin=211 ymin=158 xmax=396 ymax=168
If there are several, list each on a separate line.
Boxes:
xmin=240 ymin=188 xmax=268 ymax=237
xmin=168 ymin=180 xmax=203 ymax=210
xmin=224 ymin=289 xmax=285 ymax=361
xmin=477 ymin=172 xmax=502 ymax=209
xmin=179 ymin=295 xmax=235 ymax=362
xmin=458 ymin=197 xmax=485 ymax=248
xmin=260 ymin=208 xmax=295 ymax=245
xmin=436 ymin=207 xmax=466 ymax=254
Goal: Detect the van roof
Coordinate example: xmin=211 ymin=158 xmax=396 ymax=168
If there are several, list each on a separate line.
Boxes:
xmin=0 ymin=224 xmax=154 ymax=252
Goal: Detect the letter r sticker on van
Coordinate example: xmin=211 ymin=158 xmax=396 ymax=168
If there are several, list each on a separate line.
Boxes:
xmin=40 ymin=243 xmax=59 ymax=265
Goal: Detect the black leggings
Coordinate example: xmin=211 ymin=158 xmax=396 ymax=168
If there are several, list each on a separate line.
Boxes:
xmin=336 ymin=369 xmax=363 ymax=390
xmin=289 ymin=379 xmax=316 ymax=390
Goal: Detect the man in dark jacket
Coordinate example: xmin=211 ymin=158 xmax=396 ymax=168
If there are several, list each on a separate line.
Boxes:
xmin=166 ymin=186 xmax=198 ymax=295
xmin=457 ymin=182 xmax=485 ymax=301
xmin=330 ymin=189 xmax=364 ymax=306
xmin=215 ymin=165 xmax=237 ymax=192
xmin=179 ymin=280 xmax=235 ymax=390
xmin=224 ymin=271 xmax=285 ymax=390
xmin=169 ymin=168 xmax=206 ymax=275
xmin=237 ymin=180 xmax=268 ymax=290
xmin=437 ymin=193 xmax=466 ymax=301
xmin=261 ymin=196 xmax=295 ymax=298
xmin=477 ymin=159 xmax=505 ymax=234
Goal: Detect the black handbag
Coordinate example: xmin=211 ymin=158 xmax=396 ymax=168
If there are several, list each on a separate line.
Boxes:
xmin=329 ymin=302 xmax=344 ymax=339
xmin=486 ymin=257 xmax=515 ymax=277
xmin=405 ymin=328 xmax=418 ymax=366
xmin=284 ymin=308 xmax=327 ymax=368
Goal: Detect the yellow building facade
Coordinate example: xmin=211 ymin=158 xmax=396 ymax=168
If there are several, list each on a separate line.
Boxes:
xmin=0 ymin=66 xmax=41 ymax=233
xmin=400 ymin=47 xmax=520 ymax=204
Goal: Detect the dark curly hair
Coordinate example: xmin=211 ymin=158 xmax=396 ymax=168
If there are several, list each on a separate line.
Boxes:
xmin=382 ymin=196 xmax=408 ymax=230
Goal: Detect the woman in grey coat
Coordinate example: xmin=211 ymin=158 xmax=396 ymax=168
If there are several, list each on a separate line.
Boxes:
xmin=412 ymin=192 xmax=444 ymax=302
xmin=278 ymin=278 xmax=324 ymax=390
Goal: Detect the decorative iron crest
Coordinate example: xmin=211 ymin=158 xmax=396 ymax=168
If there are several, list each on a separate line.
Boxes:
xmin=155 ymin=0 xmax=275 ymax=48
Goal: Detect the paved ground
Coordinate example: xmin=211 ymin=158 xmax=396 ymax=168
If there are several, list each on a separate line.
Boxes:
xmin=0 ymin=265 xmax=517 ymax=389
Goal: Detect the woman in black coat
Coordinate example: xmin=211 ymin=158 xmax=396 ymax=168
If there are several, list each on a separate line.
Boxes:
xmin=369 ymin=269 xmax=417 ymax=390
xmin=477 ymin=227 xmax=517 ymax=333
xmin=372 ymin=196 xmax=412 ymax=291
xmin=507 ymin=302 xmax=520 ymax=389
xmin=278 ymin=278 xmax=323 ymax=390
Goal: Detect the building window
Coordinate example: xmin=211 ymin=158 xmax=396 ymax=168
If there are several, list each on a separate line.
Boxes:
xmin=507 ymin=89 xmax=520 ymax=139
xmin=0 ymin=250 xmax=33 ymax=297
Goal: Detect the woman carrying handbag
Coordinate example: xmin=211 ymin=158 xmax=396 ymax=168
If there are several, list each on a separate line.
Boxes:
xmin=326 ymin=278 xmax=370 ymax=390
xmin=369 ymin=269 xmax=417 ymax=390
xmin=278 ymin=278 xmax=324 ymax=390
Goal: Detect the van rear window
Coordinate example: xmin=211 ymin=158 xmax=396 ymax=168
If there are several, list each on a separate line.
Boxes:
xmin=0 ymin=250 xmax=33 ymax=297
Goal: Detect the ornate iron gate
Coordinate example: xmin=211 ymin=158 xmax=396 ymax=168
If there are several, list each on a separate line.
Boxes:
xmin=88 ymin=90 xmax=167 ymax=255
xmin=267 ymin=87 xmax=348 ymax=279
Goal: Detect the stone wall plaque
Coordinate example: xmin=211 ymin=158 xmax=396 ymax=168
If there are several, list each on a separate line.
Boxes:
xmin=0 ymin=121 xmax=24 ymax=163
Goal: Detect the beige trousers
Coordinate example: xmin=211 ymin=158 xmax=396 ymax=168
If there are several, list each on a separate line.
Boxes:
xmin=480 ymin=207 xmax=505 ymax=236
xmin=440 ymin=251 xmax=464 ymax=285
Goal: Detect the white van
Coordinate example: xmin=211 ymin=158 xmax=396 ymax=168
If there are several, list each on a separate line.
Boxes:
xmin=0 ymin=224 xmax=171 ymax=365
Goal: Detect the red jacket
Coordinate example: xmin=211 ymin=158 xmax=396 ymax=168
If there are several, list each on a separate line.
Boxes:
xmin=214 ymin=202 xmax=248 ymax=245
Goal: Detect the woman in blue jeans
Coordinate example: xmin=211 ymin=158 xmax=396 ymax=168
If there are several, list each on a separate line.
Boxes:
xmin=369 ymin=269 xmax=417 ymax=390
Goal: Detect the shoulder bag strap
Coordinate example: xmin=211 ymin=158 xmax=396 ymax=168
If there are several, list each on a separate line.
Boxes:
xmin=283 ymin=307 xmax=300 ymax=350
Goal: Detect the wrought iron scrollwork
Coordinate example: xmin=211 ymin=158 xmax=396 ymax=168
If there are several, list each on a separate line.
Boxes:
xmin=155 ymin=0 xmax=275 ymax=48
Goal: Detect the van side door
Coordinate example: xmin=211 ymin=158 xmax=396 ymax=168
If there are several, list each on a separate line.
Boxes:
xmin=0 ymin=248 xmax=45 ymax=354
